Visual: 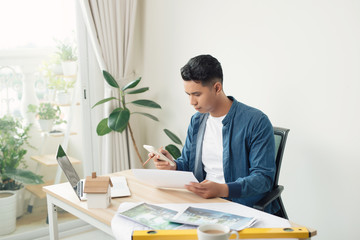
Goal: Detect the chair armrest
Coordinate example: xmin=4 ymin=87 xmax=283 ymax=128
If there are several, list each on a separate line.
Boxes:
xmin=253 ymin=185 xmax=284 ymax=211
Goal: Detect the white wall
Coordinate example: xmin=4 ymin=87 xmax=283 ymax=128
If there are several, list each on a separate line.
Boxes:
xmin=134 ymin=0 xmax=360 ymax=239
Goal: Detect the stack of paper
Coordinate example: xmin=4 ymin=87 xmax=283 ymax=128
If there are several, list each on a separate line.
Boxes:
xmin=132 ymin=169 xmax=198 ymax=188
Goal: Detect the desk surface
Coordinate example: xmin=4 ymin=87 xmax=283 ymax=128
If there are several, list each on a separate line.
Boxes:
xmin=43 ymin=170 xmax=228 ymax=226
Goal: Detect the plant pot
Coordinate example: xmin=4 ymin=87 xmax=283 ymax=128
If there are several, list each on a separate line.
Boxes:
xmin=48 ymin=89 xmax=57 ymax=102
xmin=51 ymin=63 xmax=63 ymax=75
xmin=56 ymin=91 xmax=71 ymax=105
xmin=8 ymin=186 xmax=25 ymax=218
xmin=38 ymin=119 xmax=54 ymax=132
xmin=0 ymin=191 xmax=17 ymax=235
xmin=61 ymin=61 xmax=77 ymax=76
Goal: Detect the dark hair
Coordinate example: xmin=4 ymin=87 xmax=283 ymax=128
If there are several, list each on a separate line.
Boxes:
xmin=180 ymin=54 xmax=223 ymax=86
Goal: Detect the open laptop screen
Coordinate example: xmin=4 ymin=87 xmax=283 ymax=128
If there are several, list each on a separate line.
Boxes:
xmin=56 ymin=145 xmax=80 ymax=190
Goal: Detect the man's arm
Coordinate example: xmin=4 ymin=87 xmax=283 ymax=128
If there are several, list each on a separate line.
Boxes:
xmin=173 ymin=115 xmax=197 ymax=171
xmin=227 ymin=114 xmax=276 ymax=198
xmin=185 ymin=180 xmax=229 ymax=199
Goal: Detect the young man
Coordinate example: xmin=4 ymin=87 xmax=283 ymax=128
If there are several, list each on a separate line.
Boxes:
xmin=150 ymin=55 xmax=278 ymax=214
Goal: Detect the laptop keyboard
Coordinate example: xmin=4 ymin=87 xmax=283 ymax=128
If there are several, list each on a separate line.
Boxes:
xmin=76 ymin=180 xmax=84 ymax=198
xmin=80 ymin=180 xmax=84 ymax=197
xmin=110 ymin=176 xmax=131 ymax=197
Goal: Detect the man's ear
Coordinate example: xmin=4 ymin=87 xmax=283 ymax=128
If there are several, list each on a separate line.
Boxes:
xmin=214 ymin=82 xmax=222 ymax=94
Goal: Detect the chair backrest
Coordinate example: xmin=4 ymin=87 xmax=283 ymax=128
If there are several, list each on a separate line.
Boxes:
xmin=273 ymin=127 xmax=290 ymax=186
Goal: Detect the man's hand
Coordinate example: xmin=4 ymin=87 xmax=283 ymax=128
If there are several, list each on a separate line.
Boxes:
xmin=185 ymin=180 xmax=229 ymax=199
xmin=148 ymin=147 xmax=176 ymax=170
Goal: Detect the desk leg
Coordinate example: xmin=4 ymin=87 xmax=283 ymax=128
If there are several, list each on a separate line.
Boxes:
xmin=47 ymin=195 xmax=59 ymax=240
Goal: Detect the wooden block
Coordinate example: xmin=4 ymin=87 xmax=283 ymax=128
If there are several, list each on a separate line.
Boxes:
xmin=31 ymin=154 xmax=81 ymax=166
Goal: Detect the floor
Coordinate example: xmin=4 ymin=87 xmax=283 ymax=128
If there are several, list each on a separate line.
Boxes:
xmin=0 ymin=200 xmax=114 ymax=240
xmin=15 ymin=206 xmax=76 ymax=234
xmin=62 ymin=229 xmax=114 ymax=240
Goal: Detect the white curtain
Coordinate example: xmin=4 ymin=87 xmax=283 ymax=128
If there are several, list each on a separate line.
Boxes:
xmin=79 ymin=0 xmax=138 ymax=173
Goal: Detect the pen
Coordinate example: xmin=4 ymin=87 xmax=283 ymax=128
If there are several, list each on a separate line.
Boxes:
xmin=142 ymin=156 xmax=152 ymax=167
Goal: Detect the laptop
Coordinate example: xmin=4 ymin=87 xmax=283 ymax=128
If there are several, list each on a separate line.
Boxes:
xmin=56 ymin=145 xmax=131 ymax=201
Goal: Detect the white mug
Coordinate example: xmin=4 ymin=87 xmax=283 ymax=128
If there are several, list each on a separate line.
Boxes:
xmin=197 ymin=224 xmax=239 ymax=240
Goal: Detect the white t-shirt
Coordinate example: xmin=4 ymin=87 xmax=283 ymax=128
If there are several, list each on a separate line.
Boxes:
xmin=202 ymin=114 xmax=226 ymax=183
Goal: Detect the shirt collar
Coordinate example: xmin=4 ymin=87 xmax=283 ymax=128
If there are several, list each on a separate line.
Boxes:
xmin=222 ymin=96 xmax=237 ymax=125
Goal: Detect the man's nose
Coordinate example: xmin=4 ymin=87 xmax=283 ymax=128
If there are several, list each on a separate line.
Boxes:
xmin=189 ymin=95 xmax=197 ymax=106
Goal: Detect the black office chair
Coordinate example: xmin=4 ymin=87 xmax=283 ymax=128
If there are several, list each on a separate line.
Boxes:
xmin=253 ymin=127 xmax=290 ymax=219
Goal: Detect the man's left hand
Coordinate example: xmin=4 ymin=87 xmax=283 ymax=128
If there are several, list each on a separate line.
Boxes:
xmin=185 ymin=180 xmax=229 ymax=199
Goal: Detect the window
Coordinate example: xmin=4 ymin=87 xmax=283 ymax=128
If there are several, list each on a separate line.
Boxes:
xmin=0 ymin=0 xmax=76 ymax=49
xmin=0 ymin=0 xmax=84 ymax=238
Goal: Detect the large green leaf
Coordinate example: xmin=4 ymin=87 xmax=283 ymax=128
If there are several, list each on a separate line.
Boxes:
xmin=122 ymin=77 xmax=141 ymax=91
xmin=126 ymin=87 xmax=149 ymax=95
xmin=165 ymin=144 xmax=181 ymax=159
xmin=108 ymin=108 xmax=130 ymax=133
xmin=114 ymin=123 xmax=128 ymax=133
xmin=92 ymin=97 xmax=117 ymax=109
xmin=132 ymin=112 xmax=159 ymax=121
xmin=96 ymin=118 xmax=112 ymax=136
xmin=164 ymin=129 xmax=183 ymax=145
xmin=3 ymin=169 xmax=44 ymax=185
xmin=103 ymin=70 xmax=119 ymax=88
xmin=130 ymin=99 xmax=161 ymax=109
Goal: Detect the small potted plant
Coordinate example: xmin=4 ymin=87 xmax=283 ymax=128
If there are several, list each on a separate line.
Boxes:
xmin=40 ymin=60 xmax=63 ymax=102
xmin=43 ymin=54 xmax=63 ymax=75
xmin=0 ymin=115 xmax=43 ymax=234
xmin=50 ymin=54 xmax=63 ymax=75
xmin=40 ymin=61 xmax=76 ymax=104
xmin=55 ymin=77 xmax=76 ymax=105
xmin=28 ymin=103 xmax=66 ymax=132
xmin=55 ymin=39 xmax=78 ymax=76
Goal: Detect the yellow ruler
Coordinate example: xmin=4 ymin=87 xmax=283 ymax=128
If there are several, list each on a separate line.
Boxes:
xmin=132 ymin=227 xmax=317 ymax=239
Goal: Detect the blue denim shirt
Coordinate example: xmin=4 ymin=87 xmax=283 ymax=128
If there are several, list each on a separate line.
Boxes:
xmin=175 ymin=96 xmax=279 ymax=213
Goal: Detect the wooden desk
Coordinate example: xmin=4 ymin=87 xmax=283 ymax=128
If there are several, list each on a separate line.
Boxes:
xmin=44 ymin=170 xmax=316 ymax=240
xmin=43 ymin=170 xmax=228 ymax=240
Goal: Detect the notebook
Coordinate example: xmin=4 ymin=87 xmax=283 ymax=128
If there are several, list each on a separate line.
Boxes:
xmin=56 ymin=145 xmax=131 ymax=201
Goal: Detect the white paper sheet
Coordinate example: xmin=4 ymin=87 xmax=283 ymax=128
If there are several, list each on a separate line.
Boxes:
xmin=111 ymin=202 xmax=292 ymax=240
xmin=110 ymin=176 xmax=131 ymax=197
xmin=131 ymin=169 xmax=198 ymax=189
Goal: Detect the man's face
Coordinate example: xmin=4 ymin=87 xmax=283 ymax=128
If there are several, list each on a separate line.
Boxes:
xmin=183 ymin=80 xmax=220 ymax=113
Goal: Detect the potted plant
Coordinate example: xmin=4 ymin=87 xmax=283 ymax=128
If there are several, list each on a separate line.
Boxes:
xmin=41 ymin=54 xmax=63 ymax=76
xmin=55 ymin=77 xmax=76 ymax=105
xmin=40 ymin=61 xmax=76 ymax=104
xmin=0 ymin=191 xmax=16 ymax=235
xmin=0 ymin=115 xmax=43 ymax=234
xmin=40 ymin=60 xmax=62 ymax=102
xmin=28 ymin=103 xmax=66 ymax=132
xmin=50 ymin=54 xmax=63 ymax=75
xmin=92 ymin=71 xmax=161 ymax=165
xmin=55 ymin=39 xmax=78 ymax=76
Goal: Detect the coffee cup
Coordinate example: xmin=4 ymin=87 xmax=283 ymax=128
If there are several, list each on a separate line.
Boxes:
xmin=197 ymin=224 xmax=239 ymax=240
